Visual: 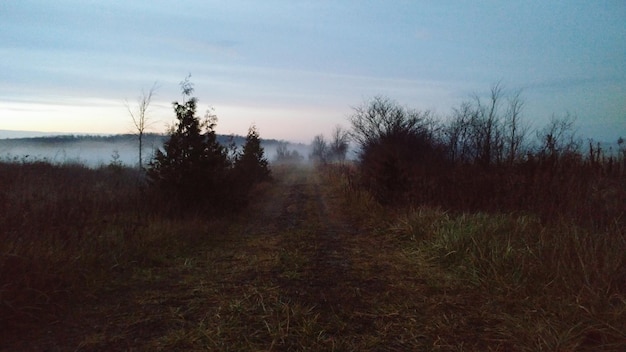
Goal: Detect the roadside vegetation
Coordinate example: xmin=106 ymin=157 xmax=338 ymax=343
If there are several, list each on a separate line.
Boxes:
xmin=323 ymin=84 xmax=625 ymax=350
xmin=0 ymin=81 xmax=624 ymax=350
xmin=322 ymin=163 xmax=625 ymax=350
xmin=0 ymin=161 xmax=210 ymax=326
xmin=0 ymin=78 xmax=271 ymax=336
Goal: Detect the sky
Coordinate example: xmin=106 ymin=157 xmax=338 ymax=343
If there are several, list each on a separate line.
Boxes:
xmin=1 ymin=0 xmax=625 ymax=143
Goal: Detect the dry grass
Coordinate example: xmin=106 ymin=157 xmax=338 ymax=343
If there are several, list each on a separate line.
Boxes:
xmin=390 ymin=209 xmax=626 ymax=350
xmin=1 ymin=161 xmax=624 ymax=351
xmin=325 ymin=163 xmax=626 ymax=351
xmin=0 ymin=161 xmax=227 ymax=331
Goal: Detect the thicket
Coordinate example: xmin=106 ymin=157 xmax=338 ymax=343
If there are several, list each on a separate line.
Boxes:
xmin=349 ymin=86 xmax=626 ymax=230
xmin=326 ymin=86 xmax=625 ymax=349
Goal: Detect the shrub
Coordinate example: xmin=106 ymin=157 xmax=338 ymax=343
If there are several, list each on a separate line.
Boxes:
xmin=349 ymin=96 xmax=446 ymax=204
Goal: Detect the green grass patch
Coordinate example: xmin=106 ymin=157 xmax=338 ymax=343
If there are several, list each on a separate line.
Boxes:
xmin=381 ymin=207 xmax=626 ymax=350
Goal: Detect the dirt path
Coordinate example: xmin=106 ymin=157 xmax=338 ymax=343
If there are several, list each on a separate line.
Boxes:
xmin=271 ymin=171 xmax=376 ymax=332
xmin=266 ymin=169 xmax=424 ymax=350
xmin=273 ymin=171 xmax=354 ymax=305
xmin=5 ymin=166 xmax=623 ymax=351
xmin=2 ymin=166 xmax=430 ymax=351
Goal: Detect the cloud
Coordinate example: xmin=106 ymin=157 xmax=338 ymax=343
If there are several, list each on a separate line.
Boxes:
xmin=155 ymin=37 xmax=242 ymax=59
xmin=521 ymin=75 xmax=626 ymax=92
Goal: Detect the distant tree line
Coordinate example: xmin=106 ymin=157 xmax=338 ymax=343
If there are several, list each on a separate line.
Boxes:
xmin=309 ymin=126 xmax=350 ymax=164
xmin=273 ymin=142 xmax=305 ymax=164
xmin=346 ymin=84 xmax=625 ymax=229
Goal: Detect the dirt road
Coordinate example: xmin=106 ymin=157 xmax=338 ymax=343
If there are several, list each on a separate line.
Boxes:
xmin=5 ymin=166 xmax=624 ymax=351
xmin=2 ymin=166 xmax=430 ymax=351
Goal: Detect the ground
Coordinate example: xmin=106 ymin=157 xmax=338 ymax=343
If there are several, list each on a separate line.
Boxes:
xmin=3 ymin=166 xmax=620 ymax=351
xmin=2 ymin=166 xmax=417 ymax=350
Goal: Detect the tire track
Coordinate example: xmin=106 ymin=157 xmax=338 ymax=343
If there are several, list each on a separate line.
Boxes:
xmin=273 ymin=171 xmax=377 ymax=333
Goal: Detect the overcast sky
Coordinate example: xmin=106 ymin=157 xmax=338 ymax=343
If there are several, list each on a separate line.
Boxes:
xmin=1 ymin=1 xmax=625 ymax=142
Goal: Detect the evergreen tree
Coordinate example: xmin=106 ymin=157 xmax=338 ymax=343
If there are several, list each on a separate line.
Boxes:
xmin=234 ymin=125 xmax=270 ymax=188
xmin=147 ymin=78 xmax=229 ymax=208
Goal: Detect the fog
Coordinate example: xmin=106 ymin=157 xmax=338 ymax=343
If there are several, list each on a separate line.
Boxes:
xmin=0 ymin=134 xmax=312 ymax=168
xmin=0 ymin=135 xmax=144 ymax=167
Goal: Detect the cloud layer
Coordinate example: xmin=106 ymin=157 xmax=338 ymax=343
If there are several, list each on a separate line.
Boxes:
xmin=1 ymin=1 xmax=625 ymax=142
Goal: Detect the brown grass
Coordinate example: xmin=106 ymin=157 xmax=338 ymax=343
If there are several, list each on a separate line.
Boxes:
xmin=1 ymin=161 xmax=624 ymax=351
xmin=326 ymin=163 xmax=626 ymax=350
xmin=0 ymin=161 xmax=226 ymax=330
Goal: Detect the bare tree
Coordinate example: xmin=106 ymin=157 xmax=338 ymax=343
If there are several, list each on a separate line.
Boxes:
xmin=537 ymin=112 xmax=580 ymax=160
xmin=471 ymin=82 xmax=504 ymax=167
xmin=445 ymin=101 xmax=475 ymax=163
xmin=274 ymin=142 xmax=304 ymax=164
xmin=329 ymin=125 xmax=350 ymax=162
xmin=310 ymin=134 xmax=329 ymax=163
xmin=503 ymin=89 xmax=529 ymax=164
xmin=448 ymin=83 xmax=529 ymax=167
xmin=126 ymin=82 xmax=158 ymax=170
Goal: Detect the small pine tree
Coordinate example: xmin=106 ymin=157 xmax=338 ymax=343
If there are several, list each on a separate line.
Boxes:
xmin=147 ymin=78 xmax=229 ymax=208
xmin=234 ymin=125 xmax=271 ymax=188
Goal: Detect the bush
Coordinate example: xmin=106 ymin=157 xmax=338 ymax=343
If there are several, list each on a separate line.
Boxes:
xmin=349 ymin=96 xmax=446 ymax=204
xmin=347 ymin=90 xmax=625 ymax=229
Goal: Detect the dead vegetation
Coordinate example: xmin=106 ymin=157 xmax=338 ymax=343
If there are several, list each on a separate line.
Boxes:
xmin=1 ymin=162 xmax=624 ymax=351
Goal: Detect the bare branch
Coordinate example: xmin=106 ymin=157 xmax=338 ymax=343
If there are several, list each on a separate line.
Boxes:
xmin=127 ymin=82 xmax=158 ymax=169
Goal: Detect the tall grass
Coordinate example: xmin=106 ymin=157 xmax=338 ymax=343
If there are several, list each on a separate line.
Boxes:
xmin=0 ymin=161 xmax=218 ymax=330
xmin=408 ymin=210 xmax=625 ymax=349
xmin=325 ymin=163 xmax=626 ymax=350
xmin=362 ymin=150 xmax=626 ymax=233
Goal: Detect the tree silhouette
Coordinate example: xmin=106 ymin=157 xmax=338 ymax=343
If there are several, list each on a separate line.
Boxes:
xmin=310 ymin=135 xmax=329 ymax=164
xmin=234 ymin=125 xmax=270 ymax=188
xmin=147 ymin=78 xmax=229 ymax=208
xmin=328 ymin=125 xmax=350 ymax=162
xmin=274 ymin=142 xmax=304 ymax=164
xmin=349 ymin=96 xmax=442 ymax=203
xmin=126 ymin=82 xmax=158 ymax=170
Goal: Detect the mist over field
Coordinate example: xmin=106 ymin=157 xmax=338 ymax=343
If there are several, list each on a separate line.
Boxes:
xmin=0 ymin=132 xmax=311 ymax=167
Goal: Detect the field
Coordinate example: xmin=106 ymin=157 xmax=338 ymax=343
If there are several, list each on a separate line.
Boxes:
xmin=1 ymin=161 xmax=625 ymax=351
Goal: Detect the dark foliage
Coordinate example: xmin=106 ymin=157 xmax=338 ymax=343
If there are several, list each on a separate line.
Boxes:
xmin=147 ymin=78 xmax=270 ymax=213
xmin=349 ymin=91 xmax=626 ymax=229
xmin=148 ymin=99 xmax=229 ymax=208
xmin=350 ymin=96 xmax=447 ymax=204
xmin=233 ymin=125 xmax=271 ymax=192
xmin=147 ymin=82 xmax=230 ymax=211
